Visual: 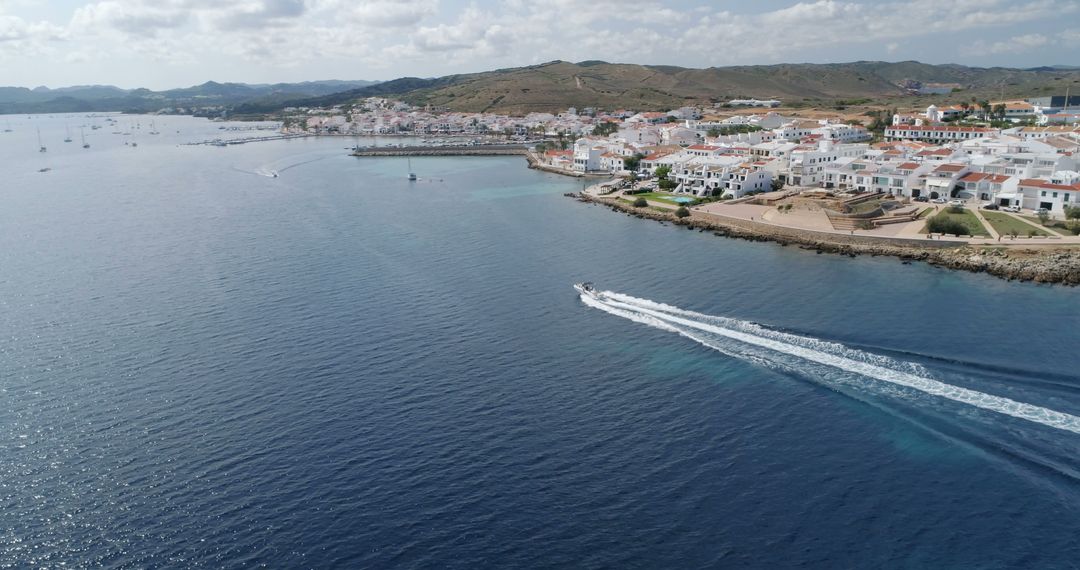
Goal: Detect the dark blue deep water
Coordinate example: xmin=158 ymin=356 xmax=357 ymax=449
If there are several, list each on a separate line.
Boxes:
xmin=3 ymin=115 xmax=1080 ymax=568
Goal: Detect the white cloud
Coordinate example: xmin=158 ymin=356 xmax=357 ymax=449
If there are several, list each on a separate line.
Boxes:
xmin=964 ymin=33 xmax=1049 ymax=56
xmin=0 ymin=0 xmax=1079 ymax=86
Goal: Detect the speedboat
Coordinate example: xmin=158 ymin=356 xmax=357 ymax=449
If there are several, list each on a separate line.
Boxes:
xmin=574 ymin=282 xmax=600 ymax=298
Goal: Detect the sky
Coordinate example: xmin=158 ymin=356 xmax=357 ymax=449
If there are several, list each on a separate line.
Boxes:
xmin=1 ymin=0 xmax=1078 ymax=89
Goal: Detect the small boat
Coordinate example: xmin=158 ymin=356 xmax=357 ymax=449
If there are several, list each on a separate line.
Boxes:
xmin=38 ymin=167 xmax=51 ymax=173
xmin=408 ymin=157 xmax=417 ymax=181
xmin=81 ymin=127 xmax=90 ymax=149
xmin=574 ymin=282 xmax=600 ymax=298
xmin=64 ymin=125 xmax=72 ymax=143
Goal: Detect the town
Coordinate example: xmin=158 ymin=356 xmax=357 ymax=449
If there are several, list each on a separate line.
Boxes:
xmin=285 ymin=93 xmax=1080 ymax=238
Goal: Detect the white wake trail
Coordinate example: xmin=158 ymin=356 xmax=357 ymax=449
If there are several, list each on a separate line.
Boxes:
xmin=583 ymin=290 xmax=1080 ymax=435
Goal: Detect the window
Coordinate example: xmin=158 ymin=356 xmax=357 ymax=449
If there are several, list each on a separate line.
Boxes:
xmin=1053 ymin=192 xmax=1058 ymax=198
xmin=1041 ymin=191 xmax=1047 ymax=196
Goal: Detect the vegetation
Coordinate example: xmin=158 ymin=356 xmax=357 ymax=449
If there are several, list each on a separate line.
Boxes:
xmin=231 ymin=60 xmax=1080 ymax=115
xmin=658 ymin=178 xmax=678 ymax=190
xmin=855 ymin=219 xmax=875 ymax=230
xmin=924 ymin=208 xmax=990 ymax=237
xmin=981 ymin=211 xmax=1051 ymax=237
xmin=1037 ymin=210 xmax=1051 ymax=225
xmin=623 ymin=153 xmax=644 ymax=171
xmin=675 ymin=206 xmax=691 ymax=218
xmin=1065 ymin=205 xmax=1080 ymax=220
xmin=592 ymin=121 xmax=619 ymax=137
xmin=654 ymin=165 xmax=671 ymax=180
xmin=633 ymin=197 xmax=648 ymax=207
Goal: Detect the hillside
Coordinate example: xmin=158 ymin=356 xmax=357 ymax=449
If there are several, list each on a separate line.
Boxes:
xmin=261 ymin=60 xmax=1080 ymax=115
xmin=0 ymin=79 xmax=379 ymax=114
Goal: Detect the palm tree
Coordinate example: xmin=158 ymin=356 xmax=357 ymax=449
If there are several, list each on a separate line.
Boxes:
xmin=993 ymin=104 xmax=1007 ymax=121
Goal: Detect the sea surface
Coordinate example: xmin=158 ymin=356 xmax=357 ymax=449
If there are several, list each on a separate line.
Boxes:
xmin=2 ymin=114 xmax=1080 ymax=568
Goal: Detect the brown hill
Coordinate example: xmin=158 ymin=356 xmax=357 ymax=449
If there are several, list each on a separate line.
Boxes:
xmin=257 ymin=60 xmax=1080 ymax=115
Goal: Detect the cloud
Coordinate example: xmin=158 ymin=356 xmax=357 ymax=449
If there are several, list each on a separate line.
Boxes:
xmin=1 ymin=0 xmax=1079 ymax=86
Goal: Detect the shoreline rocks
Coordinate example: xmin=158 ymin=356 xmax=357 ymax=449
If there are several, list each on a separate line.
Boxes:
xmin=578 ymin=193 xmax=1080 ymax=286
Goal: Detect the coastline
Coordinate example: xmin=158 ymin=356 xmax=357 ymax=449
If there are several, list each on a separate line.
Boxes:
xmin=577 ymin=192 xmax=1080 ymax=285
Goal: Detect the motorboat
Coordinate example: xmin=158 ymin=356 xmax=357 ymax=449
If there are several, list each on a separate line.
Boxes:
xmin=574 ymin=282 xmax=601 ymax=298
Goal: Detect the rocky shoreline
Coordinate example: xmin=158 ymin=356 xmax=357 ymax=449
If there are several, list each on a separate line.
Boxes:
xmin=577 ymin=193 xmax=1080 ymax=286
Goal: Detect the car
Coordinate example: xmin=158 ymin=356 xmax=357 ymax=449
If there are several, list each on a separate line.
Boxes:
xmin=1036 ymin=207 xmax=1050 ymax=215
xmin=931 ymin=198 xmax=947 ymax=204
xmin=981 ymin=203 xmax=1000 ymax=210
xmin=949 ymin=199 xmax=964 ymax=207
xmin=914 ymin=196 xmax=929 ymax=203
xmin=1002 ymin=205 xmax=1020 ymax=213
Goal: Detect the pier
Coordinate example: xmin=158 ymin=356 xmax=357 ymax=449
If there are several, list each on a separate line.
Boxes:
xmin=351 ymin=144 xmax=529 ymax=157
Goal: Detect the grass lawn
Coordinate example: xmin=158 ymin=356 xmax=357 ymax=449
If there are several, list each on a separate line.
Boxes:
xmin=917 ymin=207 xmax=935 ymax=219
xmin=981 ymin=211 xmax=1052 ymax=237
xmin=922 ymin=208 xmax=990 ymax=237
xmin=848 ymin=199 xmax=884 ymax=214
xmin=1019 ymin=215 xmax=1075 ymax=236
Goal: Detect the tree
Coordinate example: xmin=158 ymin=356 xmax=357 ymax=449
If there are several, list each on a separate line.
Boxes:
xmin=623 ymin=153 xmax=644 ymax=171
xmin=593 ymin=121 xmax=618 ymax=137
xmin=993 ymin=103 xmax=1007 ymax=121
xmin=1038 ymin=210 xmax=1050 ymax=225
xmin=655 ymin=165 xmax=671 ymax=180
xmin=675 ymin=206 xmax=691 ymax=218
xmin=633 ymin=197 xmax=648 ymax=207
xmin=706 ymin=127 xmax=720 ymax=138
xmin=771 ymin=178 xmax=784 ymax=192
xmin=1065 ymin=205 xmax=1080 ymax=220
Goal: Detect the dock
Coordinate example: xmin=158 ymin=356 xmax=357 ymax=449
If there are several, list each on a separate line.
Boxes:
xmin=351 ymin=144 xmax=528 ymax=157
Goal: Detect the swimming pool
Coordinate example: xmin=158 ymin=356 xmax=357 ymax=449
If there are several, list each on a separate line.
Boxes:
xmin=669 ymin=196 xmax=694 ymax=203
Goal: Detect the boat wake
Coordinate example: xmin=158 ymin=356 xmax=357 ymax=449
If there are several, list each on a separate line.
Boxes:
xmin=579 ymin=288 xmax=1080 ymax=436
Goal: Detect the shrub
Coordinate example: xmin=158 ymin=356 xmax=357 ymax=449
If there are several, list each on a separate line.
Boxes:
xmin=855 ymin=219 xmax=875 ymax=230
xmin=926 ymin=215 xmax=968 ymax=236
xmin=675 ymin=206 xmax=690 ymax=218
xmin=633 ymin=197 xmax=648 ymax=207
xmin=1064 ymin=205 xmax=1080 ymax=220
xmin=1028 ymin=229 xmax=1037 ymax=237
xmin=658 ymin=178 xmax=678 ymax=190
xmin=1037 ymin=211 xmax=1050 ymax=225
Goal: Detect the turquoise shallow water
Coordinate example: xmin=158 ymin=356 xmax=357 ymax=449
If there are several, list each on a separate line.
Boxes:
xmin=2 ymin=114 xmax=1080 ymax=568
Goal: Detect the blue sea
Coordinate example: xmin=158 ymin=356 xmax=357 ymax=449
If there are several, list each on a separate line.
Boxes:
xmin=2 ymin=114 xmax=1080 ymax=568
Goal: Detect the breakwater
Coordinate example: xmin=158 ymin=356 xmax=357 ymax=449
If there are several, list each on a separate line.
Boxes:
xmin=351 ymin=144 xmax=528 ymax=157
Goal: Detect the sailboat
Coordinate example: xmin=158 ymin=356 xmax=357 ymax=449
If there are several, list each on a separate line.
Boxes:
xmin=4 ymin=121 xmax=12 ymax=133
xmin=64 ymin=124 xmax=72 ymax=143
xmin=149 ymin=120 xmax=159 ymax=135
xmin=37 ymin=127 xmax=46 ymax=152
xmin=81 ymin=127 xmax=90 ymax=149
xmin=408 ymin=157 xmax=417 ymax=181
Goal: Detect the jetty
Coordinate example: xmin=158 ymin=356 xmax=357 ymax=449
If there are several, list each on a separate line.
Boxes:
xmin=351 ymin=144 xmax=528 ymax=157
